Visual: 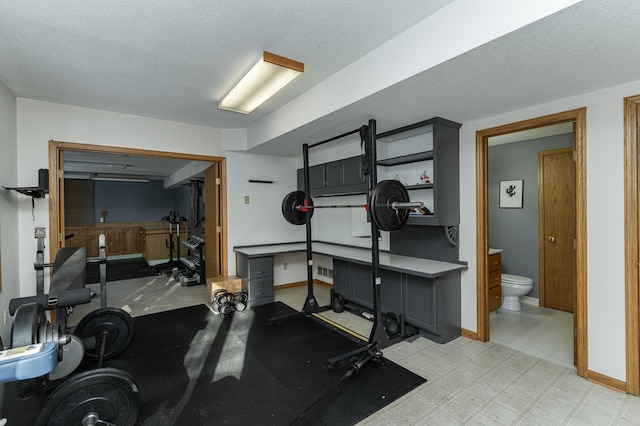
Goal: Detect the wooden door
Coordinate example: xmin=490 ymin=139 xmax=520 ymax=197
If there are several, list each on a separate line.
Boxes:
xmin=204 ymin=164 xmax=221 ymax=278
xmin=539 ymin=148 xmax=575 ymax=312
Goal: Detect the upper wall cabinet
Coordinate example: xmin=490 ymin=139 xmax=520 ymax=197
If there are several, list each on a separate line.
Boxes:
xmin=376 ymin=117 xmax=461 ymax=226
xmin=297 ymin=155 xmax=367 ymax=196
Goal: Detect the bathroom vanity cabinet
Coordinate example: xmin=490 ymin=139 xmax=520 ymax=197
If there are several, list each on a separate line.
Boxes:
xmin=488 ymin=252 xmax=502 ymax=312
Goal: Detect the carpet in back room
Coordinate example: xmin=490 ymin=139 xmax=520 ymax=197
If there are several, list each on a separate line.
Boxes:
xmin=4 ymin=302 xmax=426 ymax=425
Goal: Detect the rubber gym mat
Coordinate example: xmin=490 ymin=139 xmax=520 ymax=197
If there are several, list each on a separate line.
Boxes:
xmin=4 ymin=302 xmax=426 ymax=425
xmin=85 ymin=256 xmax=158 ymax=284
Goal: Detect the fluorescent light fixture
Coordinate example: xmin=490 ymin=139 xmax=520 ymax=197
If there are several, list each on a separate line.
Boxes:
xmin=92 ymin=176 xmax=150 ymax=183
xmin=218 ymin=51 xmax=304 ymax=114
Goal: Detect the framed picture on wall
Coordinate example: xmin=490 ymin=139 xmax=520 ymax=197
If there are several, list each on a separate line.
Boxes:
xmin=499 ymin=179 xmax=524 ymax=208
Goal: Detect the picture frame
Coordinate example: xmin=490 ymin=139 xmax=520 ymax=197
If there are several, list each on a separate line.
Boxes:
xmin=499 ymin=179 xmax=523 ymax=209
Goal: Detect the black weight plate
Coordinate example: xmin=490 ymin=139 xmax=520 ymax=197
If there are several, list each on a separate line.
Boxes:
xmin=11 ymin=302 xmax=49 ymax=399
xmin=11 ymin=302 xmax=46 ymax=347
xmin=74 ymin=308 xmax=134 ymax=361
xmin=36 ymin=367 xmax=140 ymax=426
xmin=281 ymin=190 xmax=313 ymax=225
xmin=370 ymin=180 xmax=410 ymax=231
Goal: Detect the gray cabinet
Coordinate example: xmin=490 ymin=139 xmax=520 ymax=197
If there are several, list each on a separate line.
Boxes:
xmin=403 ymin=272 xmax=461 ymax=343
xmin=377 ymin=117 xmax=461 ymax=226
xmin=236 ymin=254 xmax=274 ymax=307
xmin=297 ymin=155 xmax=367 ymax=196
xmin=334 ymin=259 xmax=403 ymax=315
xmin=333 ymin=258 xmax=460 ymax=343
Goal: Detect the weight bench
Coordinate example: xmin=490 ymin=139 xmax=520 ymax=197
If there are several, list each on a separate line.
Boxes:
xmin=0 ymin=239 xmax=139 ymax=425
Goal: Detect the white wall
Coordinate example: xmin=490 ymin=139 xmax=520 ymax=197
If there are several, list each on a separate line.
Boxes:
xmin=225 ymin=151 xmax=303 ymax=275
xmin=458 ymin=79 xmax=640 ymax=382
xmin=15 ymin=99 xmax=225 ymax=295
xmin=0 ymin=79 xmax=18 ymax=344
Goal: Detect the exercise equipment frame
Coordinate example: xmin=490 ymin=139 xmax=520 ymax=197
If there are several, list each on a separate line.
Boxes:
xmin=271 ymin=119 xmax=409 ymax=361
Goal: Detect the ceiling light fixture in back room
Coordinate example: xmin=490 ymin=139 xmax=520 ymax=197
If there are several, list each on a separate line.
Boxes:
xmin=218 ymin=51 xmax=304 ymax=114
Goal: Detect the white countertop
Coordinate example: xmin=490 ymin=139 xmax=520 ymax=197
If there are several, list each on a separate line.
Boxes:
xmin=234 ymin=242 xmax=467 ymax=278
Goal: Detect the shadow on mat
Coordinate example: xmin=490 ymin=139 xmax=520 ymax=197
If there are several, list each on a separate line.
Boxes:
xmin=4 ymin=302 xmax=425 ymax=425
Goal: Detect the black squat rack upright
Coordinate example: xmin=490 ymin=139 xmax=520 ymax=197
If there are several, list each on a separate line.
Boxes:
xmin=270 ymin=119 xmax=408 ymax=370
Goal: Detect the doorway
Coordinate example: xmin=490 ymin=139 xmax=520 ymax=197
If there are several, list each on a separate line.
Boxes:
xmin=539 ymin=147 xmax=576 ymax=313
xmin=476 ymin=108 xmax=588 ymax=378
xmin=624 ymin=94 xmax=640 ymax=396
xmin=47 ymin=140 xmax=229 ymax=280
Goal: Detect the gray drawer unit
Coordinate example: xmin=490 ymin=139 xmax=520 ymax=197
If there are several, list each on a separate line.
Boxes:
xmin=237 ymin=254 xmax=274 ymax=307
xmin=248 ymin=256 xmax=273 ymax=280
xmin=246 ymin=277 xmax=273 ymax=303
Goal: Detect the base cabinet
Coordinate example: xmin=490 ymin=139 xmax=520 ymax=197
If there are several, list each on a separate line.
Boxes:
xmin=66 ymin=226 xmax=144 ymax=257
xmin=236 ymin=254 xmax=274 ymax=307
xmin=488 ymin=253 xmax=502 ymax=312
xmin=333 ymin=258 xmax=460 ymax=343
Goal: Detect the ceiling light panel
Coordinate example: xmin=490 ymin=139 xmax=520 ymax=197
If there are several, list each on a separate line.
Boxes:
xmin=218 ymin=52 xmax=304 ymax=114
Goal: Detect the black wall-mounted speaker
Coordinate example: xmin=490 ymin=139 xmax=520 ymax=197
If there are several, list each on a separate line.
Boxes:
xmin=38 ymin=168 xmax=49 ymax=190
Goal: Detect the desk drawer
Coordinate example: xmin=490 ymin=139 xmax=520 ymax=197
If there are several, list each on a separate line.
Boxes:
xmin=245 ymin=277 xmax=274 ymax=306
xmin=249 ymin=257 xmax=273 ymax=279
xmin=488 ymin=269 xmax=502 ymax=289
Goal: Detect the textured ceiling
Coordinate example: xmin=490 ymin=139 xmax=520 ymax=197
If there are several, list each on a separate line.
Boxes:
xmin=249 ymin=0 xmax=640 ymax=156
xmin=2 ymin=0 xmax=640 ymax=171
xmin=0 ymin=0 xmax=453 ymax=129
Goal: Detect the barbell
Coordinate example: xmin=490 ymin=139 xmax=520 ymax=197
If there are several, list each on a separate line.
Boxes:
xmin=281 ymin=179 xmax=429 ymax=232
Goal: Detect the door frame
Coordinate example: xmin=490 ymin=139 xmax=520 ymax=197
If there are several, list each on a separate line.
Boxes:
xmin=476 ymin=108 xmax=587 ymax=378
xmin=47 ymin=140 xmax=228 ymax=278
xmin=624 ymin=94 xmax=640 ymax=396
xmin=538 ymin=147 xmax=575 ymax=311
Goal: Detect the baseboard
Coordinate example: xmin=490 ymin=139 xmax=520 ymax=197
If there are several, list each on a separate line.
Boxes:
xmin=461 ymin=328 xmax=479 ymax=340
xmin=587 ymin=370 xmax=626 ymax=393
xmin=521 ymin=296 xmax=539 ymax=306
xmin=274 ymin=280 xmax=333 ymax=291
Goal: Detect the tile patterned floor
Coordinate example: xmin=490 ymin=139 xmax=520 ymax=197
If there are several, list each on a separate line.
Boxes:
xmin=489 ymin=302 xmax=574 ymax=369
xmin=71 ymin=278 xmax=639 ymax=425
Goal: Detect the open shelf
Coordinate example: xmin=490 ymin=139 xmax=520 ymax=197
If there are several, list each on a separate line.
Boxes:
xmin=377 ymin=151 xmax=434 ymax=166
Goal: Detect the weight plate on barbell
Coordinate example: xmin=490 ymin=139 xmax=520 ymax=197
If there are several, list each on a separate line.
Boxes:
xmin=282 ymin=190 xmax=314 ymax=225
xmin=370 ymin=180 xmax=411 ymax=231
xmin=74 ymin=308 xmax=134 ymax=362
xmin=11 ymin=302 xmax=46 ymax=347
xmin=36 ymin=367 xmax=140 ymax=426
xmin=11 ymin=302 xmax=49 ymax=399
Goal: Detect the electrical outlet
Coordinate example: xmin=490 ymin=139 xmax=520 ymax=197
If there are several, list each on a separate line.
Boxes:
xmin=3 ymin=309 xmax=8 ymax=325
xmin=244 ymin=195 xmax=250 ymax=204
xmin=283 ymin=262 xmax=287 ymax=270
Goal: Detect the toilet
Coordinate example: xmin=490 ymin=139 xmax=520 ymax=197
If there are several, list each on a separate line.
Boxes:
xmin=501 ymin=274 xmax=533 ymax=311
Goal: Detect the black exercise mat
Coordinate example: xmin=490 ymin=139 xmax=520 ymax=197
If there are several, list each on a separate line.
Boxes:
xmin=4 ymin=303 xmax=425 ymax=425
xmin=85 ymin=257 xmax=158 ymax=284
